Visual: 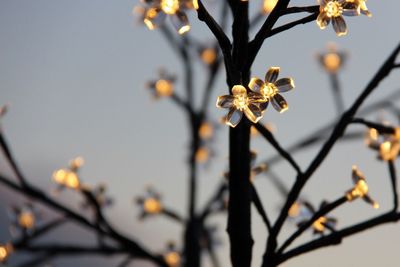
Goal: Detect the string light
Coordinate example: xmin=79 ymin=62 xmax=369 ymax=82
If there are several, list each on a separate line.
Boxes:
xmin=345 ymin=166 xmax=379 ymax=209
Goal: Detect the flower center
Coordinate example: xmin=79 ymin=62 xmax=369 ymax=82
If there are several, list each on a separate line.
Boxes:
xmin=233 ymin=94 xmax=249 ymax=110
xmin=324 ymin=1 xmax=342 ymax=17
xmin=161 ymin=0 xmax=180 ymax=15
xmin=261 ymin=83 xmax=278 ymax=98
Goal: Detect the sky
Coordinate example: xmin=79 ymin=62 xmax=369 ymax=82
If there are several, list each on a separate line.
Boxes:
xmin=1 ymin=0 xmax=400 ymax=266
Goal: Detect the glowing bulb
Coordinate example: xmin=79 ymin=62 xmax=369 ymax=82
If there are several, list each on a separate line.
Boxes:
xmin=178 ymin=25 xmax=190 ymax=35
xmin=164 ymin=251 xmax=181 ymax=267
xmin=155 ymin=79 xmax=174 ymax=96
xmin=195 ymin=147 xmax=209 ymax=163
xmin=0 ymin=244 xmax=12 ymax=263
xmin=192 ymin=0 xmax=199 ymax=10
xmin=263 ymin=0 xmax=278 ymax=14
xmin=324 ymin=53 xmax=341 ymax=72
xmin=288 ymin=202 xmax=301 ymax=217
xmin=144 ymin=8 xmax=159 ymax=30
xmin=313 ymin=216 xmax=327 ymax=232
xmin=199 ymin=122 xmax=213 ymax=139
xmin=18 ymin=211 xmax=35 ymax=229
xmin=161 ymin=0 xmax=180 ymax=15
xmin=201 ymin=48 xmax=217 ymax=65
xmin=143 ymin=198 xmax=162 ymax=214
xmin=324 ymin=1 xmax=342 ymax=17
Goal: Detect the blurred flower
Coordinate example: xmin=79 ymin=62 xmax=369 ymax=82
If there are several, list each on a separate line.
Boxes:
xmin=262 ymin=0 xmax=278 ymax=14
xmin=347 ymin=0 xmax=371 ymax=17
xmin=216 ymin=85 xmax=264 ymax=127
xmin=296 ymin=201 xmax=337 ymax=234
xmin=248 ymin=67 xmax=295 ymax=113
xmin=199 ymin=121 xmax=215 ymax=140
xmin=136 ymin=186 xmax=163 ymax=219
xmin=82 ymin=184 xmax=113 ymax=209
xmin=140 ymin=0 xmax=194 ymax=34
xmin=316 ymin=0 xmax=361 ymax=36
xmin=0 ymin=243 xmax=13 ymax=263
xmin=146 ymin=69 xmax=176 ymax=99
xmin=345 ymin=165 xmax=379 ymax=208
xmin=195 ymin=146 xmax=211 ymax=163
xmin=317 ymin=43 xmax=346 ymax=73
xmin=52 ymin=157 xmax=84 ymax=191
xmin=199 ymin=46 xmax=218 ymax=65
xmin=365 ymin=126 xmax=400 ymax=161
xmin=8 ymin=203 xmax=40 ymax=236
xmin=163 ymin=241 xmax=181 ymax=267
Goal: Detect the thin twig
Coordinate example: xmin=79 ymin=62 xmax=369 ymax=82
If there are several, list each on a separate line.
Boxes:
xmin=251 ymin=183 xmax=272 ymax=232
xmin=254 ymin=122 xmax=302 ymax=175
xmin=351 ymin=118 xmax=395 ymax=134
xmin=388 ymin=160 xmax=398 ymax=211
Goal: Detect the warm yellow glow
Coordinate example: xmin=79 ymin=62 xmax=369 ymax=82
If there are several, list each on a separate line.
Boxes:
xmin=263 ymin=0 xmax=278 ymax=14
xmin=347 ymin=179 xmax=369 ymax=200
xmin=53 ymin=169 xmax=80 ymax=190
xmin=201 ymin=48 xmax=217 ymax=65
xmin=279 ymin=104 xmax=289 ymax=113
xmin=18 ymin=211 xmax=35 ymax=229
xmin=164 ymin=251 xmax=181 ymax=267
xmin=178 ymin=25 xmax=191 ymax=35
xmin=261 ymin=83 xmax=278 ymax=98
xmin=144 ymin=8 xmax=159 ymax=30
xmin=313 ymin=216 xmax=327 ymax=232
xmin=288 ymin=202 xmax=301 ymax=217
xmin=155 ymin=79 xmax=174 ymax=96
xmin=323 ymin=53 xmax=341 ymax=73
xmin=161 ymin=0 xmax=180 ymax=15
xmin=379 ymin=141 xmax=400 ymax=161
xmin=70 ymin=157 xmax=84 ymax=170
xmin=199 ymin=122 xmax=213 ymax=139
xmin=195 ymin=147 xmax=209 ymax=163
xmin=192 ymin=0 xmax=199 ymax=10
xmin=232 ymin=86 xmax=249 ymax=111
xmin=324 ymin=1 xmax=342 ymax=17
xmin=0 ymin=244 xmax=12 ymax=262
xmin=395 ymin=127 xmax=400 ymax=140
xmin=143 ymin=198 xmax=162 ymax=214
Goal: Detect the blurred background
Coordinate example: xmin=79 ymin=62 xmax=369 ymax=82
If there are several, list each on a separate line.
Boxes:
xmin=1 ymin=0 xmax=400 ymax=266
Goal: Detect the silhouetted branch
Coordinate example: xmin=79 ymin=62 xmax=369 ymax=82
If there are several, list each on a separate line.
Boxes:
xmin=388 ymin=160 xmax=398 ymax=211
xmin=351 ymin=118 xmax=395 ymax=134
xmin=251 ymin=183 xmax=272 ymax=232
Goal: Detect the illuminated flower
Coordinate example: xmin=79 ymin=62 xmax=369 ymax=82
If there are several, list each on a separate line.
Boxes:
xmin=318 ymin=43 xmax=346 ymax=73
xmin=199 ymin=121 xmax=215 ymax=140
xmin=163 ymin=242 xmax=181 ymax=267
xmin=0 ymin=243 xmax=13 ymax=263
xmin=146 ymin=69 xmax=176 ymax=99
xmin=365 ymin=127 xmax=400 ymax=161
xmin=347 ymin=0 xmax=371 ymax=17
xmin=52 ymin=157 xmax=84 ymax=191
xmin=142 ymin=0 xmax=193 ymax=34
xmin=216 ymin=85 xmax=264 ymax=127
xmin=248 ymin=67 xmax=295 ymax=113
xmin=136 ymin=186 xmax=163 ymax=219
xmin=9 ymin=203 xmax=40 ymax=236
xmin=296 ymin=201 xmax=337 ymax=234
xmin=195 ymin=146 xmax=213 ymax=163
xmin=316 ymin=0 xmax=361 ymax=36
xmin=199 ymin=46 xmax=218 ymax=65
xmin=345 ymin=166 xmax=379 ymax=208
xmin=262 ymin=0 xmax=278 ymax=14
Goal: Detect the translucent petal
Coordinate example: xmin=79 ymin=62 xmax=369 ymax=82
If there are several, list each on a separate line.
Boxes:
xmin=232 ymin=85 xmax=247 ymax=96
xmin=216 ymin=95 xmax=235 ymax=108
xmin=248 ymin=91 xmax=265 ymax=103
xmin=259 ymin=101 xmax=269 ymax=112
xmin=271 ymin=94 xmax=288 ymax=113
xmin=332 ymin=16 xmax=347 ymax=36
xmin=362 ymin=194 xmax=379 ymax=209
xmin=342 ymin=3 xmax=360 ymax=16
xmin=351 ymin=165 xmax=364 ymax=184
xmin=248 ymin=78 xmax=264 ymax=93
xmin=244 ymin=104 xmax=263 ymax=123
xmin=265 ymin=67 xmax=280 ymax=83
xmin=144 ymin=7 xmax=166 ymax=30
xmin=226 ymin=108 xmax=243 ymax=128
xmin=316 ymin=12 xmax=330 ymax=29
xmin=171 ymin=11 xmax=190 ymax=35
xmin=275 ymin=78 xmax=295 ymax=93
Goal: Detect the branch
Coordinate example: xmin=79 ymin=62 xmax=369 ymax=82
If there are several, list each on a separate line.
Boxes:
xmin=0 ymin=130 xmax=27 ymax=186
xmin=253 ymin=122 xmax=302 ymax=175
xmin=264 ymin=42 xmax=400 ymax=263
xmin=251 ymin=183 xmax=272 ymax=232
xmin=388 ymin=160 xmax=398 ymax=211
xmin=278 ymin=196 xmax=347 ymax=254
xmin=278 ymin=211 xmax=400 ymax=264
xmin=351 ymin=118 xmax=395 ymax=134
xmin=266 ymin=13 xmax=318 ymax=39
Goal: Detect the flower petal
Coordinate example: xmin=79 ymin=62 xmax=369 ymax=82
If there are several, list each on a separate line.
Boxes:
xmin=316 ymin=12 xmax=330 ymax=29
xmin=144 ymin=7 xmax=166 ymax=30
xmin=232 ymin=85 xmax=247 ymax=96
xmin=275 ymin=78 xmax=295 ymax=93
xmin=244 ymin=104 xmax=263 ymax=123
xmin=171 ymin=11 xmax=190 ymax=35
xmin=226 ymin=108 xmax=243 ymax=128
xmin=216 ymin=95 xmax=235 ymax=108
xmin=259 ymin=101 xmax=269 ymax=112
xmin=342 ymin=3 xmax=360 ymax=16
xmin=248 ymin=78 xmax=265 ymax=93
xmin=332 ymin=16 xmax=347 ymax=36
xmin=265 ymin=67 xmax=280 ymax=83
xmin=271 ymin=94 xmax=288 ymax=113
xmin=248 ymin=91 xmax=265 ymax=103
